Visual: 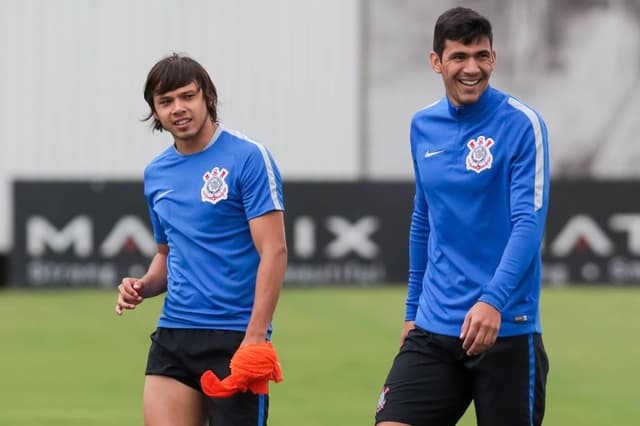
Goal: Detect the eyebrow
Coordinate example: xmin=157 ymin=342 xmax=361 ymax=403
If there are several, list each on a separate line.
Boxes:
xmin=447 ymin=49 xmax=491 ymax=57
xmin=155 ymin=88 xmax=199 ymax=100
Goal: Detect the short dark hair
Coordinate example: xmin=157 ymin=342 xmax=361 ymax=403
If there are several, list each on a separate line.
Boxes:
xmin=433 ymin=7 xmax=493 ymax=58
xmin=143 ymin=53 xmax=218 ymax=131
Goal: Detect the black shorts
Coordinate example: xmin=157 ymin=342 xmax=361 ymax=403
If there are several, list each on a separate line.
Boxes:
xmin=146 ymin=327 xmax=269 ymax=426
xmin=375 ymin=327 xmax=549 ymax=426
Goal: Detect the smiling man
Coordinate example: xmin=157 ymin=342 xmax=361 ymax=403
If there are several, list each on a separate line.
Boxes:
xmin=375 ymin=7 xmax=550 ymax=426
xmin=115 ymin=53 xmax=287 ymax=426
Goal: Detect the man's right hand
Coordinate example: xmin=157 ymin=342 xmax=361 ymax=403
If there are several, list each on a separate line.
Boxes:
xmin=115 ymin=277 xmax=145 ymax=315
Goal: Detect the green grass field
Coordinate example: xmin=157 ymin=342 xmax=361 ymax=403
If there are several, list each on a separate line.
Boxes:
xmin=1 ymin=286 xmax=639 ymax=425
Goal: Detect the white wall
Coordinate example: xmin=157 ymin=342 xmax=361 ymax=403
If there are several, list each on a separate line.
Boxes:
xmin=0 ymin=0 xmax=361 ymax=251
xmin=4 ymin=0 xmax=639 ymax=253
xmin=367 ymin=0 xmax=640 ymax=179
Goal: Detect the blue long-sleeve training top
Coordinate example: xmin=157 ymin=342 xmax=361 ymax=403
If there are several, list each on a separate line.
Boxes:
xmin=406 ymin=86 xmax=550 ymax=337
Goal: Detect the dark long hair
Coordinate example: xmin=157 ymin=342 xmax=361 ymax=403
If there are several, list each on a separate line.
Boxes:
xmin=143 ymin=53 xmax=218 ymax=131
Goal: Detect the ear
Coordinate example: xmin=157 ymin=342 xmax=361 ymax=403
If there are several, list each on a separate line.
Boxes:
xmin=429 ymin=51 xmax=442 ymax=74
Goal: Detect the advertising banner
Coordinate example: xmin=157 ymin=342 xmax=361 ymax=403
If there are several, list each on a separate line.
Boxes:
xmin=11 ymin=180 xmax=640 ymax=287
xmin=11 ymin=181 xmax=414 ymax=288
xmin=12 ymin=181 xmax=154 ymax=288
xmin=542 ymin=181 xmax=640 ymax=285
xmin=283 ymin=182 xmax=413 ymax=286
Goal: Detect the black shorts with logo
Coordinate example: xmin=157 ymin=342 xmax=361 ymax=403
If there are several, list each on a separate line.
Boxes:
xmin=375 ymin=327 xmax=549 ymax=426
xmin=146 ymin=327 xmax=269 ymax=426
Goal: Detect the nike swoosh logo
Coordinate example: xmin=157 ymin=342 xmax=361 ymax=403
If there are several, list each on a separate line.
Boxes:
xmin=156 ymin=189 xmax=174 ymax=201
xmin=424 ymin=150 xmax=444 ymax=158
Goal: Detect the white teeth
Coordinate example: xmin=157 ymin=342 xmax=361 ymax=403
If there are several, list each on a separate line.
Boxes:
xmin=175 ymin=119 xmax=189 ymax=125
xmin=460 ymin=80 xmax=479 ymax=86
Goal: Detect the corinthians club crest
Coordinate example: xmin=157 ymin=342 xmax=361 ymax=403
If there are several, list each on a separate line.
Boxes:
xmin=201 ymin=166 xmax=229 ymax=205
xmin=466 ymin=136 xmax=495 ymax=173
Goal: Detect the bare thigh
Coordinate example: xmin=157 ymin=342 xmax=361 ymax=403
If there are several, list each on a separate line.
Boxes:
xmin=144 ymin=375 xmax=208 ymax=426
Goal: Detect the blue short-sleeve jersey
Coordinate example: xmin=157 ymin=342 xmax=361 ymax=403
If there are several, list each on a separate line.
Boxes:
xmin=406 ymin=87 xmax=549 ymax=337
xmin=143 ymin=125 xmax=284 ymax=331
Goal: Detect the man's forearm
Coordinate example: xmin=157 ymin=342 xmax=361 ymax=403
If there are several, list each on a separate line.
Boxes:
xmin=139 ymin=251 xmax=169 ymax=298
xmin=245 ymin=248 xmax=287 ymax=340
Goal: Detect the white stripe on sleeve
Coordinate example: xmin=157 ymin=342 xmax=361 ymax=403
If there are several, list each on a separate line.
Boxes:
xmin=508 ymin=97 xmax=545 ymax=211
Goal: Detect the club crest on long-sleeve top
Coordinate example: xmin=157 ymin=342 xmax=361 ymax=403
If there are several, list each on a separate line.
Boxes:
xmin=466 ymin=136 xmax=494 ymax=173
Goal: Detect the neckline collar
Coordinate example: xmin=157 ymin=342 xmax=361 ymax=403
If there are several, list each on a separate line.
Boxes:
xmin=446 ymin=86 xmax=497 ymax=118
xmin=172 ymin=122 xmax=223 ymax=156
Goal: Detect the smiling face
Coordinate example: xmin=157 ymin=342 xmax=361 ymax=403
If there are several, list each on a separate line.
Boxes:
xmin=430 ymin=36 xmax=496 ymax=106
xmin=152 ymin=81 xmax=216 ymax=153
